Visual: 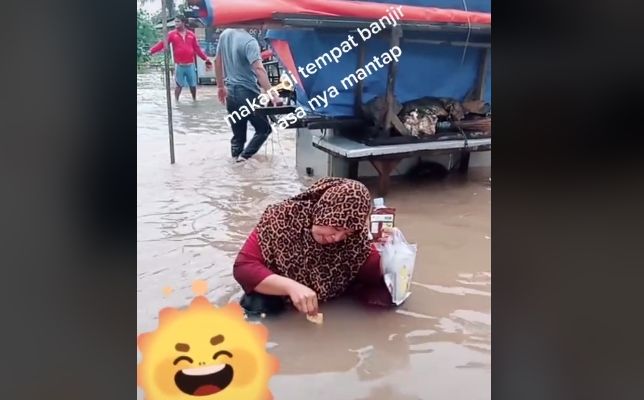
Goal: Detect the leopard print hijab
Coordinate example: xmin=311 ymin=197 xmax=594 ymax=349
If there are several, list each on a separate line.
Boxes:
xmin=256 ymin=177 xmax=373 ymax=301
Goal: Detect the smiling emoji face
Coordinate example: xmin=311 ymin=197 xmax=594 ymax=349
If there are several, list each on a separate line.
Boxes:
xmin=171 ymin=335 xmax=235 ymax=396
xmin=138 ymin=297 xmax=279 ymax=400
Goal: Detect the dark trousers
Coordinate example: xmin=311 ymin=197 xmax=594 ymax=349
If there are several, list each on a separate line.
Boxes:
xmin=240 ymin=292 xmax=286 ymax=316
xmin=225 ymin=86 xmax=272 ymax=159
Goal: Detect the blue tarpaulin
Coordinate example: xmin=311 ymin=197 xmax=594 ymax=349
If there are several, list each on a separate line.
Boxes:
xmin=265 ymin=0 xmax=491 ymax=117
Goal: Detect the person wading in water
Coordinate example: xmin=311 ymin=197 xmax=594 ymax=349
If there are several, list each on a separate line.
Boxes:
xmin=149 ymin=15 xmax=212 ymax=101
xmin=215 ymin=28 xmax=279 ymax=162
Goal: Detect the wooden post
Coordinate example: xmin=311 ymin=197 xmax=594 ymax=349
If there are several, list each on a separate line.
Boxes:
xmin=354 ymin=42 xmax=366 ymax=117
xmin=458 ymin=151 xmax=471 ymax=173
xmin=382 ymin=25 xmax=402 ymax=138
xmin=348 ymin=161 xmax=359 ymax=179
xmin=161 ymin=0 xmax=176 ymax=164
xmin=370 ymin=159 xmax=402 ymax=196
xmin=472 ymin=47 xmax=490 ymax=101
xmin=460 ymin=47 xmax=490 ymax=173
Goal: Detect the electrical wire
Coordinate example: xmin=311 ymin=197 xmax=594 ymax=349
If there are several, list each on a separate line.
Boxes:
xmin=460 ymin=0 xmax=472 ymax=65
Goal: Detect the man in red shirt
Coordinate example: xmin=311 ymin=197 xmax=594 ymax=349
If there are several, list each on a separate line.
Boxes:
xmin=149 ymin=15 xmax=212 ymax=101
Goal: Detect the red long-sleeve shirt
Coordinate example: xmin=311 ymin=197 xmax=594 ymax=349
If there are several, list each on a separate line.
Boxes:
xmin=150 ymin=29 xmax=209 ymax=64
xmin=233 ymin=229 xmax=393 ymax=307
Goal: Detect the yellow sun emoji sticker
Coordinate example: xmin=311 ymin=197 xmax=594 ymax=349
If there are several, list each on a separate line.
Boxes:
xmin=137 ymin=281 xmax=279 ymax=400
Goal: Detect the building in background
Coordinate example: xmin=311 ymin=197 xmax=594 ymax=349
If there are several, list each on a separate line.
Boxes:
xmin=195 ymin=27 xmax=216 ymax=84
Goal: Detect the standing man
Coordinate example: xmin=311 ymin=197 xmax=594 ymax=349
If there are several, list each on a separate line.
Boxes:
xmin=149 ymin=15 xmax=212 ymax=101
xmin=215 ymin=29 xmax=279 ymax=162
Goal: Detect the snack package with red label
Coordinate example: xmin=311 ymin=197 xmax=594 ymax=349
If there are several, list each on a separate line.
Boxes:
xmin=370 ymin=198 xmax=396 ymax=241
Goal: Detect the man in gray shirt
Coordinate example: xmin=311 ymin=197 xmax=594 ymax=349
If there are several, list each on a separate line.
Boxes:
xmin=215 ymin=29 xmax=277 ymax=162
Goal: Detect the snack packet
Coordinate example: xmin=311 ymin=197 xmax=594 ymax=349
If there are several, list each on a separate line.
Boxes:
xmin=370 ymin=198 xmax=396 ymax=241
xmin=376 ymin=228 xmax=417 ymax=306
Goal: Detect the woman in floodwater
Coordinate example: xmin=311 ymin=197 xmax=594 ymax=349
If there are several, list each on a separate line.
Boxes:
xmin=233 ymin=177 xmax=391 ymax=316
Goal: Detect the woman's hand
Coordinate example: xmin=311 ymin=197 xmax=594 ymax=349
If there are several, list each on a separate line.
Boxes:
xmin=377 ymin=226 xmax=395 ymax=244
xmin=286 ymin=280 xmax=318 ymax=316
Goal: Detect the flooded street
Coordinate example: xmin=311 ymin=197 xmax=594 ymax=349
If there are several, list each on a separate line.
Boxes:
xmin=137 ymin=70 xmax=491 ymax=400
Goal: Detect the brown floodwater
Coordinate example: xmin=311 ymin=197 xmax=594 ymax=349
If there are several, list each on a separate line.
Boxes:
xmin=137 ymin=70 xmax=490 ymax=400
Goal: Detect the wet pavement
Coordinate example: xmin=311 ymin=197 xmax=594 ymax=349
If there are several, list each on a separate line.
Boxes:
xmin=137 ymin=70 xmax=490 ymax=400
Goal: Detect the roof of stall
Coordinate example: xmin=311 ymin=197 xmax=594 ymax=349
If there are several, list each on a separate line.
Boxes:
xmin=200 ymin=0 xmax=490 ymax=27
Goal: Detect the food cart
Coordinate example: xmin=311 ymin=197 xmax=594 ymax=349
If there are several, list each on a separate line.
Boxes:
xmin=193 ymin=0 xmax=491 ymax=194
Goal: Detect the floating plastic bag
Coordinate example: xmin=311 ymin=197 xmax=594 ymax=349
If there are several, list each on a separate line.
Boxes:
xmin=376 ymin=228 xmax=417 ymax=306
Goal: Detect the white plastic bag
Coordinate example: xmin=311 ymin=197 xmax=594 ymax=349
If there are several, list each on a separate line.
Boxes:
xmin=376 ymin=228 xmax=417 ymax=306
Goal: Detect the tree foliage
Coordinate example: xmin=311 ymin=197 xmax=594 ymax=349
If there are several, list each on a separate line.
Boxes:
xmin=137 ymin=9 xmax=158 ymax=65
xmin=141 ymin=0 xmax=177 ymax=22
xmin=177 ymin=3 xmax=189 ymax=16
